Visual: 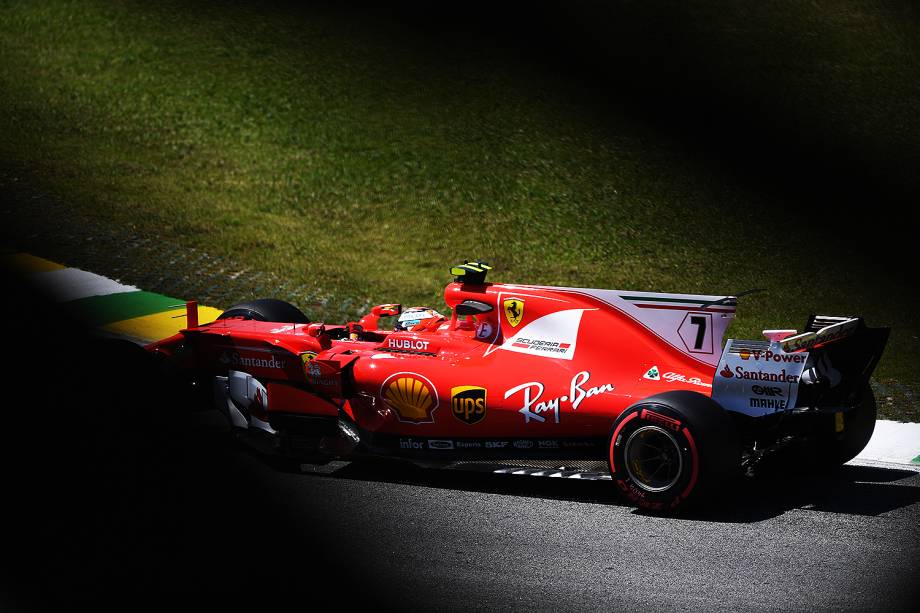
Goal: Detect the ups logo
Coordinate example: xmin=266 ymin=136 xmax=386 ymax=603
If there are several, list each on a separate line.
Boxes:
xmin=451 ymin=386 xmax=487 ymax=425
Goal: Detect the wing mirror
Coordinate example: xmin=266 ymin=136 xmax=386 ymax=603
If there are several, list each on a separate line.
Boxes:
xmin=372 ymin=303 xmax=402 ymax=317
xmin=454 ymin=300 xmax=493 ymax=316
xmin=306 ymin=323 xmax=326 ymax=338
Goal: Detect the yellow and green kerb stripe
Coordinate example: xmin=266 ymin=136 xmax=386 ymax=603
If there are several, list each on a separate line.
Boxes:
xmin=1 ymin=253 xmax=221 ymax=343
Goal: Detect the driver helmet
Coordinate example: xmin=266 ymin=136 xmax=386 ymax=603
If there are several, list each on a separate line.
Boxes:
xmin=394 ymin=306 xmax=443 ymax=331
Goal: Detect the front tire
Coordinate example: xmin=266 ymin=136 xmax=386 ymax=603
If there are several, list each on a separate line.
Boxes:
xmin=217 ymin=298 xmax=310 ymax=324
xmin=608 ymin=391 xmax=740 ymax=512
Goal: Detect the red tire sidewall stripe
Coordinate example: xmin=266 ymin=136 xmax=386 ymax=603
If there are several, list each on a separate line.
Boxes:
xmin=678 ymin=426 xmax=700 ymax=503
xmin=608 ymin=410 xmax=641 ymax=473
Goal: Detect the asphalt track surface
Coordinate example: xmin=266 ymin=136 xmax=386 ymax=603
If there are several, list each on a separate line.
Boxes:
xmin=175 ymin=415 xmax=920 ymax=611
xmin=2 ymin=277 xmax=918 ymax=610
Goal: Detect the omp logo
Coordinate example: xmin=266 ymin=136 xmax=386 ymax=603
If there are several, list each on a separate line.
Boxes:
xmin=752 ymin=385 xmax=783 ymax=396
xmin=451 ymin=386 xmax=487 ymax=425
xmin=381 ymin=373 xmax=439 ymax=424
xmin=503 ymin=298 xmax=525 ymax=327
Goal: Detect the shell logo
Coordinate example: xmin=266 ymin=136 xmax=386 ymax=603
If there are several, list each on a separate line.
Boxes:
xmin=381 ymin=373 xmax=439 ymax=424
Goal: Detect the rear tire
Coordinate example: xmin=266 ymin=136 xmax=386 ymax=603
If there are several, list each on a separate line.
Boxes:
xmin=608 ymin=391 xmax=740 ymax=512
xmin=217 ymin=299 xmax=310 ymax=324
xmin=821 ymin=384 xmax=877 ymax=465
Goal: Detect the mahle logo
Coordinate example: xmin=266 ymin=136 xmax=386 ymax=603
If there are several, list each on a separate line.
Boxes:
xmin=451 ymin=386 xmax=487 ymax=425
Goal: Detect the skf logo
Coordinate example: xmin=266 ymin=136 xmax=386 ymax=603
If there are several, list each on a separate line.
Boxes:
xmin=382 ymin=373 xmax=439 ymax=424
xmin=503 ymin=298 xmax=524 ymax=328
xmin=451 ymin=386 xmax=487 ymax=425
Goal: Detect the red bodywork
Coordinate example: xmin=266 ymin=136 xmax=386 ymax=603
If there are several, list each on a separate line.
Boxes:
xmin=148 ymin=280 xmax=736 ymax=456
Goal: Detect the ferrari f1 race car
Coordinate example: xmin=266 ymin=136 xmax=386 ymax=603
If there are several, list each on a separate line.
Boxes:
xmin=147 ymin=262 xmax=889 ymax=512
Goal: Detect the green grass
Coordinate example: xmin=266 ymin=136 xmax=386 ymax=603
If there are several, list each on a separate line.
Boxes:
xmin=0 ymin=0 xmax=917 ymax=419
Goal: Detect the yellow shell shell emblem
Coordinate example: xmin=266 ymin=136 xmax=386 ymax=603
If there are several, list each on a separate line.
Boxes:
xmin=383 ymin=375 xmax=438 ymax=423
xmin=503 ymin=298 xmax=524 ymax=327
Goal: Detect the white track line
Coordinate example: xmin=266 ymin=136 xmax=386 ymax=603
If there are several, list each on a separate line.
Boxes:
xmin=31 ymin=267 xmax=138 ymax=302
xmin=854 ymin=420 xmax=920 ymax=465
xmin=846 ymin=457 xmax=920 ymax=472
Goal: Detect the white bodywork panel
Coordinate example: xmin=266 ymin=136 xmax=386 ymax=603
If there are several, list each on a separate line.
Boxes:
xmin=514 ymin=285 xmax=737 ymax=367
xmin=712 ymin=340 xmax=809 ymax=416
xmin=214 ymin=371 xmax=275 ymax=432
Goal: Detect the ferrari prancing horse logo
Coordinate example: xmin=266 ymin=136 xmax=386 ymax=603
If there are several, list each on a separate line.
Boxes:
xmin=503 ymin=298 xmax=524 ymax=327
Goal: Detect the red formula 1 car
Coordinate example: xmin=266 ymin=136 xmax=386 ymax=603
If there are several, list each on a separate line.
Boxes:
xmin=147 ymin=262 xmax=889 ymax=511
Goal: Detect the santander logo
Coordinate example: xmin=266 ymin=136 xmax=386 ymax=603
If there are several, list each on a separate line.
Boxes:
xmin=720 ymin=364 xmax=734 ymax=378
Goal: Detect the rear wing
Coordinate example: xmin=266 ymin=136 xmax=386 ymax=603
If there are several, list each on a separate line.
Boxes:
xmin=780 ymin=315 xmax=862 ymax=353
xmin=713 ymin=315 xmax=889 ymax=417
